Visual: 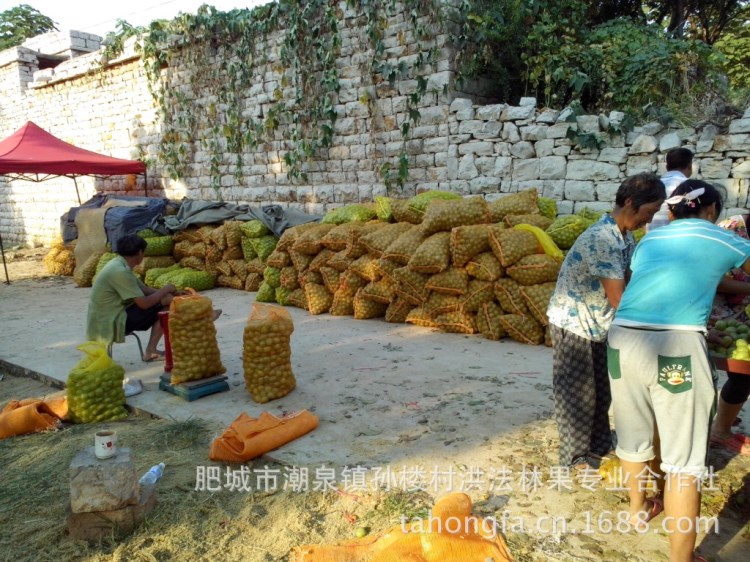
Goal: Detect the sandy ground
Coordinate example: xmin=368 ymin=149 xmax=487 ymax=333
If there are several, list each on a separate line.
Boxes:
xmin=1 ymin=249 xmax=749 ymax=561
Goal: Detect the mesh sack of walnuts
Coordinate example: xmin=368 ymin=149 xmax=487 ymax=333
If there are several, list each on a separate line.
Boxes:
xmin=305 ymin=282 xmax=334 ymax=315
xmin=67 ymin=342 xmax=127 ymax=423
xmin=450 ymin=224 xmax=492 ymax=267
xmin=251 ymin=235 xmax=278 ymax=261
xmin=538 ymin=197 xmax=558 ymax=220
xmin=298 ymin=269 xmax=324 ymax=288
xmin=405 ymin=307 xmax=437 ymax=327
xmin=240 ymin=220 xmax=270 ymax=238
xmin=382 ymin=225 xmax=428 ymax=265
xmin=266 ymin=249 xmax=291 ymax=269
xmin=476 ymin=302 xmax=507 ymax=341
xmin=327 ymin=250 xmax=353 ymax=272
xmin=217 ymin=274 xmax=244 ymax=290
xmin=286 ymin=288 xmax=308 ymax=309
xmin=197 ymin=225 xmax=217 ymax=244
xmin=292 ymin=224 xmax=335 ymax=255
xmin=421 ymin=196 xmax=490 ymax=236
xmin=144 ymin=235 xmax=174 ymax=257
xmin=435 ymin=310 xmax=477 ymax=334
xmin=545 ymin=325 xmax=553 ymax=347
xmin=229 ymin=259 xmax=249 ymax=280
xmin=173 ymin=240 xmax=191 ymax=261
xmin=320 ymin=266 xmax=341 ymax=293
xmin=520 ymin=282 xmax=556 ymax=326
xmin=173 ymin=227 xmax=201 ymax=243
xmin=246 ymin=257 xmax=266 ymax=275
xmin=241 ymin=237 xmax=258 ymax=260
xmin=340 ymin=270 xmax=368 ymax=293
xmin=224 ymin=221 xmax=243 ymax=247
xmin=374 ymin=257 xmax=400 ymax=282
xmin=359 ymin=222 xmax=414 ymax=257
xmin=488 ymin=189 xmax=540 ymax=222
xmin=361 ymin=278 xmax=397 ymax=304
xmin=275 ymin=286 xmax=292 ymax=305
xmin=504 ymin=214 xmax=553 ymax=230
xmin=424 ymin=292 xmax=461 ymax=316
xmin=169 ymin=291 xmax=226 ymax=383
xmin=353 ymin=290 xmax=388 ymax=319
xmin=242 ymin=303 xmax=296 ymax=403
xmin=506 ymin=254 xmax=561 ymax=285
xmin=408 ymin=231 xmax=451 ymax=274
xmin=499 ymin=313 xmax=545 ymax=345
xmin=321 ymin=204 xmax=377 ymax=225
xmin=330 ymin=287 xmax=356 ymax=316
xmin=187 ymin=241 xmax=207 ymax=258
xmin=494 ymin=278 xmax=530 ymax=316
xmin=74 ymin=251 xmax=105 ymax=287
xmin=145 ymin=263 xmax=180 ymax=287
xmin=134 ymin=256 xmax=176 ymax=276
xmin=321 ymin=223 xmax=363 ymax=251
xmin=409 ymin=190 xmax=462 ymax=213
xmin=256 ymin=281 xmax=276 ymax=302
xmin=263 ymin=266 xmax=282 ymax=288
xmin=349 ymin=255 xmax=381 ymax=282
xmin=209 ymin=224 xmax=228 ymax=249
xmin=385 ymin=296 xmax=415 ymax=323
xmin=391 ymin=199 xmax=423 ymax=224
xmin=289 ymin=249 xmax=314 ymax=271
xmin=280 ymin=266 xmax=301 ymax=291
xmin=466 ymin=251 xmax=504 ymax=282
xmin=460 ymin=279 xmax=495 ymax=313
xmin=393 ymin=267 xmax=430 ymax=305
xmin=546 ymin=215 xmax=593 ymax=250
xmin=216 ymin=261 xmax=233 ymax=277
xmin=309 ymin=248 xmax=336 ymax=272
xmin=425 ymin=267 xmax=469 ymax=296
xmin=245 ymin=272 xmax=263 ymax=292
xmin=489 ymin=227 xmax=539 ymax=267
xmin=180 ymin=256 xmax=205 ymax=271
xmin=345 ymin=222 xmax=385 ymax=258
xmin=222 ymin=246 xmax=244 ymax=261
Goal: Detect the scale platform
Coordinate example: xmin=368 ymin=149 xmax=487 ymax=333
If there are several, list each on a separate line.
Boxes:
xmin=159 ymin=373 xmax=230 ymax=401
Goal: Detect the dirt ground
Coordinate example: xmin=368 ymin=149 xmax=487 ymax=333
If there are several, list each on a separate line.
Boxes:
xmin=1 ymin=249 xmax=749 ymax=562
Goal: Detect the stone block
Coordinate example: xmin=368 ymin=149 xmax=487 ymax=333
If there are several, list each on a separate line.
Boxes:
xmin=69 ymin=447 xmax=138 ymax=514
xmin=564 ymin=181 xmax=595 ymax=201
xmin=541 ymin=180 xmax=565 ymax=199
xmin=424 ymin=136 xmax=449 ymax=153
xmin=502 ymin=122 xmax=520 ymax=143
xmin=598 ymin=148 xmax=628 ymax=164
xmin=476 ymin=104 xmax=506 ymax=121
xmin=628 ymin=134 xmax=658 ymax=154
xmin=469 ymin=177 xmax=500 ymax=194
xmin=475 ymin=156 xmax=497 ymax=175
xmin=519 ymin=97 xmax=537 ymax=107
xmin=641 ymin=122 xmax=663 ymax=135
xmin=67 ymin=484 xmax=157 ymax=543
xmin=450 ymin=97 xmax=473 ymax=113
xmin=458 ymin=120 xmax=485 ymax=135
xmin=473 ymin=121 xmax=502 ymax=139
xmin=659 ymin=132 xmax=681 ymax=152
xmin=576 ymin=115 xmax=600 ymax=134
xmin=493 ymin=157 xmax=512 ymax=178
xmin=729 ymin=119 xmax=750 ymax=134
xmin=534 ymin=139 xmax=554 ymax=158
xmin=732 ymin=160 xmax=750 ymax=179
xmin=700 ymin=158 xmax=732 ymax=179
xmin=626 ymin=155 xmax=656 ymax=176
xmin=536 ymin=109 xmax=559 ymax=124
xmin=546 ymin=122 xmax=573 ymax=139
xmin=520 ymin=125 xmax=548 ymax=142
xmin=458 ymin=155 xmax=478 ymax=180
xmin=509 ymin=141 xmax=535 ymax=159
xmin=729 ymin=134 xmax=750 ymax=151
xmin=573 ymin=201 xmax=613 ymax=214
xmin=512 ymin=158 xmax=539 ymax=181
xmin=539 ymin=156 xmax=566 ymax=180
xmin=419 ymin=105 xmax=448 ymax=125
xmin=596 ymin=181 xmax=621 ymax=202
xmin=458 ymin=141 xmax=494 ymax=156
xmin=696 ymin=125 xmax=717 ymax=153
xmin=566 ymin=160 xmax=619 ymax=181
xmin=501 ymin=104 xmax=535 ymax=121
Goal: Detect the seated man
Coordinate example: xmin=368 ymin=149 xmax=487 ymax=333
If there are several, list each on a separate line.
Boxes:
xmin=86 ymin=234 xmax=177 ymax=362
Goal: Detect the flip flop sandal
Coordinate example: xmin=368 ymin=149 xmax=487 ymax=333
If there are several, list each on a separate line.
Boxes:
xmin=143 ymin=352 xmax=166 ymax=363
xmin=693 ymin=555 xmax=707 ymax=562
xmin=711 ymin=435 xmax=750 ymax=456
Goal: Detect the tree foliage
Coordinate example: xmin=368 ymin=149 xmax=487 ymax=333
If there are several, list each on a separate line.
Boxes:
xmin=0 ymin=4 xmax=58 ymax=51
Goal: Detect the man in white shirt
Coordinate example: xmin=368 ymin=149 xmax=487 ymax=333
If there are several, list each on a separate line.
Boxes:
xmin=647 ymin=147 xmax=694 ymax=231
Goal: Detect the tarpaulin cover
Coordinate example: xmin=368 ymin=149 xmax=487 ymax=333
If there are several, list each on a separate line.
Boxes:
xmin=0 ymin=121 xmax=146 ymax=175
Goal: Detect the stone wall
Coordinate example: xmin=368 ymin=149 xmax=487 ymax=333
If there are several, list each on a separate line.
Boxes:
xmin=1 ymin=3 xmax=749 ymax=247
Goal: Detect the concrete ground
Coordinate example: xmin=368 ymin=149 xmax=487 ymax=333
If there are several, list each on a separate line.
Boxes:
xmin=0 ymin=275 xmax=554 ymax=470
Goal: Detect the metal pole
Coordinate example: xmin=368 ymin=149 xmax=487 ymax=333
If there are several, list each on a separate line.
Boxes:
xmin=0 ymin=229 xmax=10 ymax=284
xmin=72 ymin=176 xmax=81 ymax=205
xmin=143 ymin=171 xmax=149 ymax=197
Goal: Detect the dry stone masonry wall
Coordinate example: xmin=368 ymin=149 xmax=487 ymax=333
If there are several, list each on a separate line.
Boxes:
xmin=1 ymin=5 xmax=749 ymax=247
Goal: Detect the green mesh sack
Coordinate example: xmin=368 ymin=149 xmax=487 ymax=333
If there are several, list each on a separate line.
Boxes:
xmin=145 ymin=263 xmax=181 ymax=287
xmin=256 ymin=281 xmax=276 ymax=302
xmin=375 ymin=196 xmax=394 ymax=222
xmin=263 ymin=266 xmax=282 ymax=288
xmin=538 ymin=197 xmax=558 ymax=220
xmin=95 ymin=252 xmax=118 ymax=276
xmin=577 ymin=207 xmax=604 ymax=222
xmin=275 ymin=286 xmax=292 ymax=305
xmin=143 ymin=235 xmax=174 ymax=257
xmin=322 ymin=204 xmax=377 ymax=224
xmin=240 ymin=220 xmax=270 ymax=238
xmin=136 ymin=228 xmax=158 ymax=238
xmin=409 ymin=190 xmax=462 ymax=213
xmin=168 ymin=268 xmax=216 ymax=291
xmin=153 ymin=267 xmax=186 ymax=289
xmin=546 ymin=215 xmax=593 ymax=250
xmin=133 ymin=255 xmax=175 ymax=277
xmin=251 ymin=235 xmax=278 ymax=261
xmin=241 ymin=237 xmax=258 ymax=260
xmin=67 ymin=343 xmax=127 ymax=424
xmin=390 ymin=199 xmax=423 ymax=224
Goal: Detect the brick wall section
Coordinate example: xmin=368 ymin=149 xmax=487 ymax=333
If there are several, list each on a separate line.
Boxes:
xmin=1 ymin=8 xmax=749 ymax=247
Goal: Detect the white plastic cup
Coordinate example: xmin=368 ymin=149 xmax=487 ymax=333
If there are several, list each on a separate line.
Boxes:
xmin=94 ymin=430 xmax=117 ymax=460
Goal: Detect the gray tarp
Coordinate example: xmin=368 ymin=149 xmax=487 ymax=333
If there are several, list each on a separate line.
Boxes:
xmin=151 ymin=199 xmax=321 ymax=238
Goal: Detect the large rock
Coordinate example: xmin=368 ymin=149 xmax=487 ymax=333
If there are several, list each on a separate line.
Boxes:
xmin=729 ymin=119 xmax=750 ymax=134
xmin=539 ymin=156 xmax=566 ymax=179
xmin=576 ymin=115 xmax=600 ymax=134
xmin=564 ymin=181 xmax=595 ymax=201
xmin=659 ymin=132 xmax=681 ymax=152
xmin=536 ymin=109 xmax=559 ymax=124
xmin=566 ymin=160 xmax=619 ymax=181
xmin=598 ymin=148 xmax=628 ymax=164
xmin=458 ymin=154 xmax=479 ymax=180
xmin=628 ymin=134 xmax=658 ymax=154
xmin=626 ymin=155 xmax=656 ymax=176
xmin=700 ymin=158 xmax=732 ymax=179
xmin=509 ymin=141 xmax=536 ymax=159
xmin=458 ymin=141 xmax=494 ymax=155
xmin=512 ymin=158 xmax=540 ymax=181
xmin=697 ymin=125 xmax=718 ymax=153
xmin=69 ymin=447 xmax=138 ymax=514
xmin=476 ymin=104 xmax=506 ymax=120
xmin=596 ymin=181 xmax=621 ymax=202
xmin=501 ymin=104 xmax=535 ymax=121
xmin=732 ymin=160 xmax=750 ymax=179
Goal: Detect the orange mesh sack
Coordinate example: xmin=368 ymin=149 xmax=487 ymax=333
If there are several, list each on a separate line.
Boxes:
xmin=421 ymin=196 xmax=490 ymax=235
xmin=286 ymin=288 xmax=308 ymax=310
xmin=382 ymin=225 xmax=428 ymax=264
xmin=298 ymin=269 xmax=323 ymax=288
xmin=360 ymin=222 xmax=414 ymax=257
xmin=504 ymin=213 xmax=553 ymax=230
xmin=408 ymin=232 xmax=451 ymax=274
xmin=506 ymin=254 xmax=561 ymax=285
xmin=385 ymin=296 xmax=415 ymax=323
xmin=494 ymin=277 xmax=530 ymax=315
xmin=435 ymin=310 xmax=477 ymax=334
xmin=225 ymin=221 xmax=243 ymax=247
xmin=353 ymin=290 xmax=388 ymax=319
xmin=280 ymin=266 xmax=301 ymax=291
xmin=450 ymin=224 xmax=491 ymax=267
xmin=520 ymin=281 xmax=556 ymax=326
xmin=289 ymin=248 xmax=314 ymax=271
xmin=246 ymin=257 xmax=266 ymax=274
xmin=320 ymin=267 xmax=341 ymax=293
xmin=321 ymin=223 xmax=361 ymax=251
xmin=242 ymin=303 xmax=296 ymax=403
xmin=327 ymin=250 xmax=353 ymax=272
xmin=222 ymin=246 xmax=243 ymax=261
xmin=466 ymin=251 xmax=504 ymax=282
xmin=330 ymin=286 xmax=356 ymax=316
xmin=245 ymin=272 xmax=262 ymax=292
xmin=349 ymin=255 xmax=380 ymax=282
xmin=425 ymin=267 xmax=469 ymax=295
xmin=346 ymin=222 xmax=384 ymax=258
xmin=373 ymin=258 xmax=399 ymax=282
xmin=217 ymin=274 xmax=243 ymax=290
xmin=169 ymin=290 xmax=226 ymax=384
xmin=489 ymin=226 xmax=539 ymax=267
xmin=277 ymin=223 xmax=317 ymax=252
xmin=499 ymin=313 xmax=545 ymax=345
xmin=488 ymin=188 xmax=540 ymax=222
xmin=460 ymin=279 xmax=495 ymax=313
xmin=477 ymin=301 xmax=507 ymax=340
xmin=228 ymin=259 xmax=248 ymax=280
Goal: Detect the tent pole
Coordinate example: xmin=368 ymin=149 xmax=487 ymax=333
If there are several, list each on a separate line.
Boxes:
xmin=144 ymin=171 xmax=148 ymax=197
xmin=0 ymin=230 xmax=10 ymax=285
xmin=72 ymin=176 xmax=81 ymax=205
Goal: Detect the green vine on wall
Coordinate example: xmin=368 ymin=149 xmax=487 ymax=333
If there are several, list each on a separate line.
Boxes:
xmin=100 ymin=0 xmax=456 ymax=196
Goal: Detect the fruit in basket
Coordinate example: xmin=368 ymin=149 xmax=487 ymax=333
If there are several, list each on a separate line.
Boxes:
xmin=731 ymin=339 xmax=750 ymax=361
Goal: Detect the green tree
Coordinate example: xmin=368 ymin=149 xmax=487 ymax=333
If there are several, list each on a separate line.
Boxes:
xmin=0 ymin=4 xmax=58 ymax=51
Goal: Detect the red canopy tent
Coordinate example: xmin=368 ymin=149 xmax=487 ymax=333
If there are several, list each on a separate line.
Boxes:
xmin=0 ymin=121 xmax=148 ymax=283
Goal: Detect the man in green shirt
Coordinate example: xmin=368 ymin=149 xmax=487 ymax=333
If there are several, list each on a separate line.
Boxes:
xmin=86 ymin=234 xmax=177 ymax=362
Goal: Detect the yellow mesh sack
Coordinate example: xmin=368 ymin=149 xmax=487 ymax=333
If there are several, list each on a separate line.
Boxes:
xmin=520 ymin=281 xmax=556 ymax=326
xmin=73 ymin=251 xmax=105 ymax=287
xmin=421 ymin=196 xmax=490 ymax=235
xmin=489 ymin=226 xmax=539 ymax=267
xmin=289 ymin=249 xmax=314 ymax=271
xmin=276 ymin=222 xmax=317 ymax=252
xmin=466 ymin=251 xmax=504 ymax=281
xmin=393 ymin=267 xmax=430 ymax=305
xmin=330 ymin=287 xmax=356 ymax=316
xmin=286 ymin=287 xmax=308 ymax=309
xmin=217 ymin=274 xmax=244 ymax=290
xmin=450 ymin=224 xmax=492 ymax=267
xmin=425 ymin=267 xmax=469 ymax=295
xmin=506 ymin=254 xmax=561 ymax=285
xmin=225 ymin=221 xmax=243 ymax=247
xmin=228 ymin=259 xmax=248 ymax=279
xmin=359 ymin=222 xmax=414 ymax=257
xmin=360 ymin=279 xmax=397 ymax=304
xmin=382 ymin=225 xmax=428 ymax=265
xmin=197 ymin=225 xmax=216 ymax=244
xmin=246 ymin=257 xmax=266 ymax=274
xmin=245 ymin=272 xmax=262 ymax=292
xmin=385 ymin=297 xmax=415 ymax=323
xmin=424 ymin=292 xmax=461 ymax=316
xmin=305 ymin=282 xmax=333 ymax=315
xmin=327 ymin=250 xmax=354 ymax=272
xmin=373 ymin=258 xmax=400 ymax=282
xmin=293 ymin=224 xmax=335 ymax=255
xmin=309 ymin=248 xmax=336 ymax=272
xmin=266 ymin=249 xmax=291 ymax=269
xmin=504 ymin=213 xmax=554 ymax=230
xmin=460 ymin=279 xmax=495 ymax=313
xmin=494 ymin=277 xmax=530 ymax=315
xmin=477 ymin=301 xmax=507 ymax=341
xmin=408 ymin=232 xmax=451 ymax=274
xmin=349 ymin=255 xmax=380 ymax=282
xmin=209 ymin=224 xmax=228 ymax=249
xmin=353 ymin=290 xmax=389 ymax=319
xmin=173 ymin=227 xmax=201 ymax=243
xmin=435 ymin=310 xmax=477 ymax=334
xmin=242 ymin=303 xmax=296 ymax=403
xmin=340 ymin=270 xmax=368 ymax=293
xmin=390 ymin=198 xmax=423 ymax=224
xmin=499 ymin=313 xmax=545 ymax=345
xmin=187 ymin=241 xmax=207 ymax=258
xmin=299 ymin=269 xmax=324 ymax=288
xmin=405 ymin=307 xmax=437 ymax=327
xmin=345 ymin=222 xmax=384 ymax=258
xmin=321 ymin=223 xmax=362 ymax=251
xmin=545 ymin=324 xmax=553 ymax=347
xmin=280 ymin=266 xmax=301 ymax=291
xmin=320 ymin=267 xmax=341 ymax=293
xmin=169 ymin=291 xmax=225 ymax=383
xmin=488 ymin=188 xmax=540 ymax=222
xmin=173 ymin=240 xmax=191 ymax=261
xmin=216 ymin=260 xmax=233 ymax=277
xmin=180 ymin=256 xmax=205 ymax=271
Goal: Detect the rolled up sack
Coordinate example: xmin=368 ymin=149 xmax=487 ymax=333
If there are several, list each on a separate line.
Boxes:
xmin=209 ymin=410 xmax=319 ymax=463
xmin=0 ymin=396 xmax=68 ymax=439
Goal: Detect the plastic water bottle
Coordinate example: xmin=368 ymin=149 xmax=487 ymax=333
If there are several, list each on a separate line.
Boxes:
xmin=139 ymin=462 xmax=165 ymax=486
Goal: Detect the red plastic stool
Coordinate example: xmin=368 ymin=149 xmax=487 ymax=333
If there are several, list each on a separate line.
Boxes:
xmin=158 ymin=311 xmax=173 ymax=372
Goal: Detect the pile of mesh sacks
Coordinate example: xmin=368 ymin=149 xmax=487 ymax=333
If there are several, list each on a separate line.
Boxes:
xmin=252 ymin=188 xmax=601 ymax=346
